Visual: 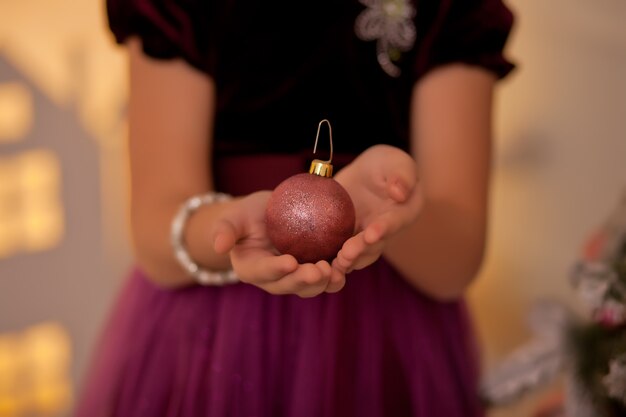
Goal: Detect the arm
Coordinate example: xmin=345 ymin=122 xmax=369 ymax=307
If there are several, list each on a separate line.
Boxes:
xmin=384 ymin=64 xmax=496 ymax=300
xmin=126 ymin=39 xmax=343 ymax=296
xmin=333 ymin=64 xmax=496 ymax=301
xmin=126 ymin=37 xmax=227 ymax=285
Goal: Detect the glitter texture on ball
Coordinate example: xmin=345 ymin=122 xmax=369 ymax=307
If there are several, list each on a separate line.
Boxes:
xmin=265 ymin=173 xmax=355 ymax=264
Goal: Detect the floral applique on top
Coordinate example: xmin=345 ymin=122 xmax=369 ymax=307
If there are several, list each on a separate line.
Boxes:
xmin=354 ymin=0 xmax=417 ymax=77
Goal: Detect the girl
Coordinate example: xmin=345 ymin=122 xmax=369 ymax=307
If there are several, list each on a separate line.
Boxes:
xmin=75 ymin=0 xmax=515 ymax=415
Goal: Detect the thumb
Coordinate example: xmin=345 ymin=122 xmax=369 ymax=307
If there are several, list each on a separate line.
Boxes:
xmin=386 ymin=169 xmax=420 ymax=203
xmin=379 ymin=151 xmax=419 ymax=203
xmin=387 ymin=178 xmax=411 ymax=203
xmin=212 ymin=218 xmax=242 ymax=254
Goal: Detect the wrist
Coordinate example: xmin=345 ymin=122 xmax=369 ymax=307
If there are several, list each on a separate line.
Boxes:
xmin=172 ymin=192 xmax=239 ymax=285
xmin=184 ymin=195 xmax=238 ymax=270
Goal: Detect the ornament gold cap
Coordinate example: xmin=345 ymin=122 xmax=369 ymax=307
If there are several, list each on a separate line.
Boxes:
xmin=310 ymin=119 xmax=334 ymax=178
xmin=309 ymin=159 xmax=333 ymax=177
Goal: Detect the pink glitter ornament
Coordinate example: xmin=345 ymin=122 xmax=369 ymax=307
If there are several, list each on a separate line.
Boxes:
xmin=265 ymin=120 xmax=356 ymax=264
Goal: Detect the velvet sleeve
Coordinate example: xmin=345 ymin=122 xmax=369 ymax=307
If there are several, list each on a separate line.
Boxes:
xmin=414 ymin=0 xmax=516 ymax=81
xmin=106 ymin=0 xmax=213 ymax=75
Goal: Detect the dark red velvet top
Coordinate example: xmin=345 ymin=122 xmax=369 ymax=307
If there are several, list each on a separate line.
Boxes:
xmin=106 ymin=0 xmax=516 ymax=157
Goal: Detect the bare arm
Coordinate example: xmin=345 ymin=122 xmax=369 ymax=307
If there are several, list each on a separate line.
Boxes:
xmin=126 ymin=38 xmax=233 ymax=286
xmin=383 ymin=64 xmax=496 ymax=300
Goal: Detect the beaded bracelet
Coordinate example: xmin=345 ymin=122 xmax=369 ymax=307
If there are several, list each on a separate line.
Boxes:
xmin=170 ymin=192 xmax=239 ymax=286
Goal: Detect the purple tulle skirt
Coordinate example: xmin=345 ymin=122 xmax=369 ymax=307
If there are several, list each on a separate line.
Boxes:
xmin=74 ymin=154 xmax=485 ymax=417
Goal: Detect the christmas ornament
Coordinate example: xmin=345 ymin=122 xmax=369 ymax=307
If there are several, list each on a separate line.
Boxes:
xmin=265 ymin=120 xmax=356 ymax=264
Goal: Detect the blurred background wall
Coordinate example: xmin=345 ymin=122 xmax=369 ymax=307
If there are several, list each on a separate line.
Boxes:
xmin=0 ymin=0 xmax=624 ymax=416
xmin=0 ymin=0 xmax=129 ymax=415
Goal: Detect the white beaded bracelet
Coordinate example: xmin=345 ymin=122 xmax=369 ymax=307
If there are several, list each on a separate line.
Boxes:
xmin=170 ymin=192 xmax=239 ymax=286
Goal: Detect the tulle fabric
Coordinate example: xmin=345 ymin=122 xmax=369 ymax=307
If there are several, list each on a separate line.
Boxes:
xmin=74 ymin=154 xmax=485 ymax=417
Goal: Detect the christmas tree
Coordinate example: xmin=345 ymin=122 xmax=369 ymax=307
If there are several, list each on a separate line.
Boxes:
xmin=481 ymin=191 xmax=626 ymax=416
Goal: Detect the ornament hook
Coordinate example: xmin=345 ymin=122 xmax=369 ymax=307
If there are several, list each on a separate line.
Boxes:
xmin=309 ymin=119 xmax=334 ymax=178
xmin=313 ymin=119 xmax=333 ymax=164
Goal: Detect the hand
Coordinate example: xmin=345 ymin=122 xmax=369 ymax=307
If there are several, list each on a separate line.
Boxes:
xmin=333 ymin=145 xmax=423 ymax=273
xmin=211 ymin=191 xmax=346 ymax=297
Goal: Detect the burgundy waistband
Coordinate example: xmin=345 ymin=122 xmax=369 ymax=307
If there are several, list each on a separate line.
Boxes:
xmin=213 ymin=153 xmax=356 ymax=196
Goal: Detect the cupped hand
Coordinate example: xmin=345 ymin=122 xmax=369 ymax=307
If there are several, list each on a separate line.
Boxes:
xmin=211 ymin=191 xmax=346 ymax=297
xmin=332 ymin=145 xmax=423 ymax=273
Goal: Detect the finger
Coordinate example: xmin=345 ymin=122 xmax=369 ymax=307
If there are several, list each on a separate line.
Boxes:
xmin=349 ymin=242 xmax=385 ymax=271
xmin=332 ymin=258 xmax=347 ymax=274
xmin=231 ymin=248 xmax=298 ymax=283
xmin=296 ymin=261 xmax=333 ymax=298
xmin=315 ymin=260 xmax=332 ymax=278
xmin=334 ymin=234 xmax=367 ymax=272
xmin=363 ymin=215 xmax=398 ymax=245
xmin=334 ymin=240 xmax=383 ymax=275
xmin=325 ymin=267 xmax=346 ymax=293
xmin=334 ymin=250 xmax=351 ymax=270
xmin=363 ymin=221 xmax=385 ymax=244
xmin=262 ymin=263 xmax=329 ymax=298
xmin=362 ymin=198 xmax=421 ymax=244
xmin=342 ymin=233 xmax=368 ymax=261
